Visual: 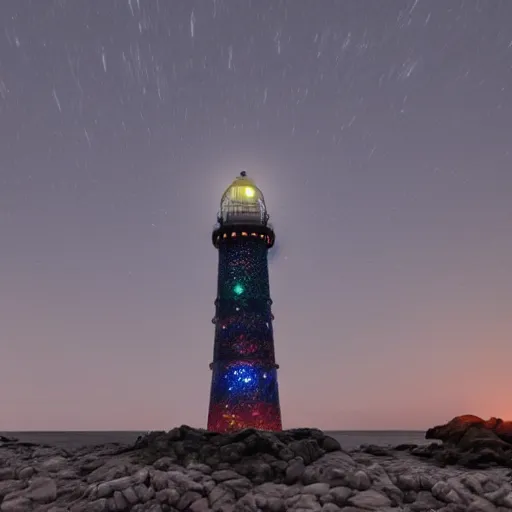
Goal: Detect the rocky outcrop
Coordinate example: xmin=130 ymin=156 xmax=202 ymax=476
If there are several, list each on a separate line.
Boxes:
xmin=356 ymin=415 xmax=512 ymax=471
xmin=1 ymin=426 xmax=512 ymax=511
xmin=419 ymin=415 xmax=512 ymax=469
xmin=426 ymin=415 xmax=512 ymax=444
xmin=129 ymin=426 xmax=340 ymax=472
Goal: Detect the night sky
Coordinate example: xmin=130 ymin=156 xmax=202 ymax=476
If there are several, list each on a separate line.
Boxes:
xmin=1 ymin=0 xmax=511 ymax=431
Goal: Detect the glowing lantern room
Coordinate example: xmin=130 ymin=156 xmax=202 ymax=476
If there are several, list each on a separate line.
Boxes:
xmin=219 ymin=171 xmax=268 ymax=226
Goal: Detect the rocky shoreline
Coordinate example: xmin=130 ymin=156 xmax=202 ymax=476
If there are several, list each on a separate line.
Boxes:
xmin=1 ymin=420 xmax=512 ymax=512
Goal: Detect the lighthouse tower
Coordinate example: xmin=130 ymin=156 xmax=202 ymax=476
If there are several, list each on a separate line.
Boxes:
xmin=207 ymin=172 xmax=282 ymax=432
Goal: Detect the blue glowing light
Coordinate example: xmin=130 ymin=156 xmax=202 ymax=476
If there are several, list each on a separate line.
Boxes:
xmin=224 ymin=365 xmax=262 ymax=391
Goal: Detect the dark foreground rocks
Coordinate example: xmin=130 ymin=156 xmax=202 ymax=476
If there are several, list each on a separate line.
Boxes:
xmin=0 ymin=425 xmax=511 ymax=511
xmin=129 ymin=426 xmax=341 ymax=472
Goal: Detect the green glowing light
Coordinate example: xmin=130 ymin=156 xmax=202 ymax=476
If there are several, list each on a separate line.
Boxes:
xmin=233 ymin=283 xmax=244 ymax=296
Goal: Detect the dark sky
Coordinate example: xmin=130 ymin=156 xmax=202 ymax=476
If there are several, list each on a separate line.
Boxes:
xmin=1 ymin=0 xmax=511 ymax=431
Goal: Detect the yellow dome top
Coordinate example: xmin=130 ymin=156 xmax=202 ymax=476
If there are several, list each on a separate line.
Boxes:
xmin=221 ymin=174 xmax=263 ymax=203
xmin=219 ymin=172 xmax=268 ymax=225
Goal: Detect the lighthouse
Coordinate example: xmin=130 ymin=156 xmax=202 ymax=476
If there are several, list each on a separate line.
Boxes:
xmin=207 ymin=172 xmax=282 ymax=432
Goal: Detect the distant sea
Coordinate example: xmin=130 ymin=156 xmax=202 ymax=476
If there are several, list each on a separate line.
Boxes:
xmin=1 ymin=431 xmax=428 ymax=451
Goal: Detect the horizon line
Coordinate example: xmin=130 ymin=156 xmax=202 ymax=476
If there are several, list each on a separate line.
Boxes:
xmin=1 ymin=428 xmax=428 ymax=433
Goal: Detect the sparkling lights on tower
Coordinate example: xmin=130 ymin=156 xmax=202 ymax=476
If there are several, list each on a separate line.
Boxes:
xmin=207 ymin=171 xmax=282 ymax=433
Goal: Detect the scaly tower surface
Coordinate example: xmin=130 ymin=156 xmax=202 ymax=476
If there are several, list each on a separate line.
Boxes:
xmin=207 ymin=172 xmax=282 ymax=432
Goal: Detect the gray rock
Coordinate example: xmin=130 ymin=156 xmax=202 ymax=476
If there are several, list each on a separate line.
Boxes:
xmin=246 ymin=461 xmax=273 ymax=485
xmin=321 ymin=504 xmax=342 ymax=512
xmin=211 ymin=470 xmax=240 ymax=482
xmin=322 ymin=436 xmax=342 ymax=453
xmin=285 ymin=457 xmax=305 ymax=484
xmin=271 ymin=460 xmax=288 ymax=475
xmin=437 ymin=505 xmax=467 ymax=512
xmin=500 ymin=491 xmax=512 ymax=507
xmin=283 ymin=485 xmax=302 ymax=499
xmin=237 ymin=493 xmax=259 ymax=512
xmin=32 ymin=447 xmax=59 ymax=458
xmin=121 ymin=486 xmax=139 ymax=505
xmin=0 ymin=468 xmax=15 ymax=481
xmin=17 ymin=467 xmax=35 ymax=480
xmin=27 ymin=476 xmax=57 ymax=504
xmin=483 ymin=480 xmax=501 ymax=493
xmin=133 ymin=483 xmax=155 ymax=503
xmin=279 ymin=447 xmax=295 ymax=461
xmin=403 ymin=490 xmax=417 ymax=503
xmin=396 ymin=473 xmax=420 ymax=492
xmin=189 ymin=497 xmax=210 ymax=512
xmin=98 ymin=476 xmax=134 ymax=498
xmin=219 ymin=442 xmax=246 ymax=463
xmin=87 ymin=499 xmax=108 ymax=512
xmin=408 ymin=490 xmax=443 ymax=511
xmin=57 ymin=469 xmax=78 ymax=480
xmin=132 ymin=468 xmax=149 ymax=485
xmin=322 ymin=467 xmax=348 ymax=487
xmin=41 ymin=456 xmax=68 ymax=473
xmin=177 ymin=490 xmax=202 ymax=510
xmin=289 ymin=439 xmax=324 ymax=465
xmin=302 ymin=465 xmax=322 ymax=485
xmin=348 ymin=489 xmax=392 ymax=510
xmin=150 ymin=470 xmax=169 ymax=491
xmin=96 ymin=483 xmax=112 ymax=499
xmin=461 ymin=475 xmax=483 ymax=495
xmin=69 ymin=502 xmax=89 ymax=512
xmin=203 ymin=478 xmax=216 ymax=493
xmin=112 ymin=490 xmax=128 ymax=510
xmin=167 ymin=470 xmax=204 ymax=493
xmin=468 ymin=497 xmax=498 ymax=512
xmin=208 ymin=485 xmax=235 ymax=510
xmin=446 ymin=490 xmax=465 ymax=505
xmin=155 ymin=488 xmax=180 ymax=506
xmin=217 ymin=505 xmax=235 ymax=512
xmin=303 ymin=482 xmax=330 ymax=497
xmin=86 ymin=463 xmax=127 ymax=485
xmin=153 ymin=457 xmax=175 ymax=471
xmin=80 ymin=457 xmax=104 ymax=473
xmin=58 ymin=480 xmax=88 ymax=502
xmin=223 ymin=477 xmax=252 ymax=498
xmin=0 ymin=497 xmax=32 ymax=512
xmin=485 ymin=485 xmax=511 ymax=505
xmin=0 ymin=480 xmax=24 ymax=499
xmin=187 ymin=463 xmax=213 ymax=474
xmin=255 ymin=494 xmax=267 ymax=508
xmin=106 ymin=496 xmax=116 ymax=511
xmin=329 ymin=486 xmax=352 ymax=506
xmin=285 ymin=493 xmax=321 ymax=511
xmin=418 ymin=473 xmax=435 ymax=491
xmin=432 ymin=481 xmax=462 ymax=504
xmin=267 ymin=497 xmax=284 ymax=512
xmin=345 ymin=470 xmax=371 ymax=491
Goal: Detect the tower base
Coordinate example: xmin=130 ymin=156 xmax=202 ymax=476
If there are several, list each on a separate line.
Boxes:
xmin=207 ymin=361 xmax=282 ymax=433
xmin=208 ymin=402 xmax=282 ymax=433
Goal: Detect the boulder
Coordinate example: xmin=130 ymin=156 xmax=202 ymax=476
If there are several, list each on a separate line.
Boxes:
xmin=426 ymin=415 xmax=512 ymax=444
xmin=403 ymin=415 xmax=512 ymax=469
